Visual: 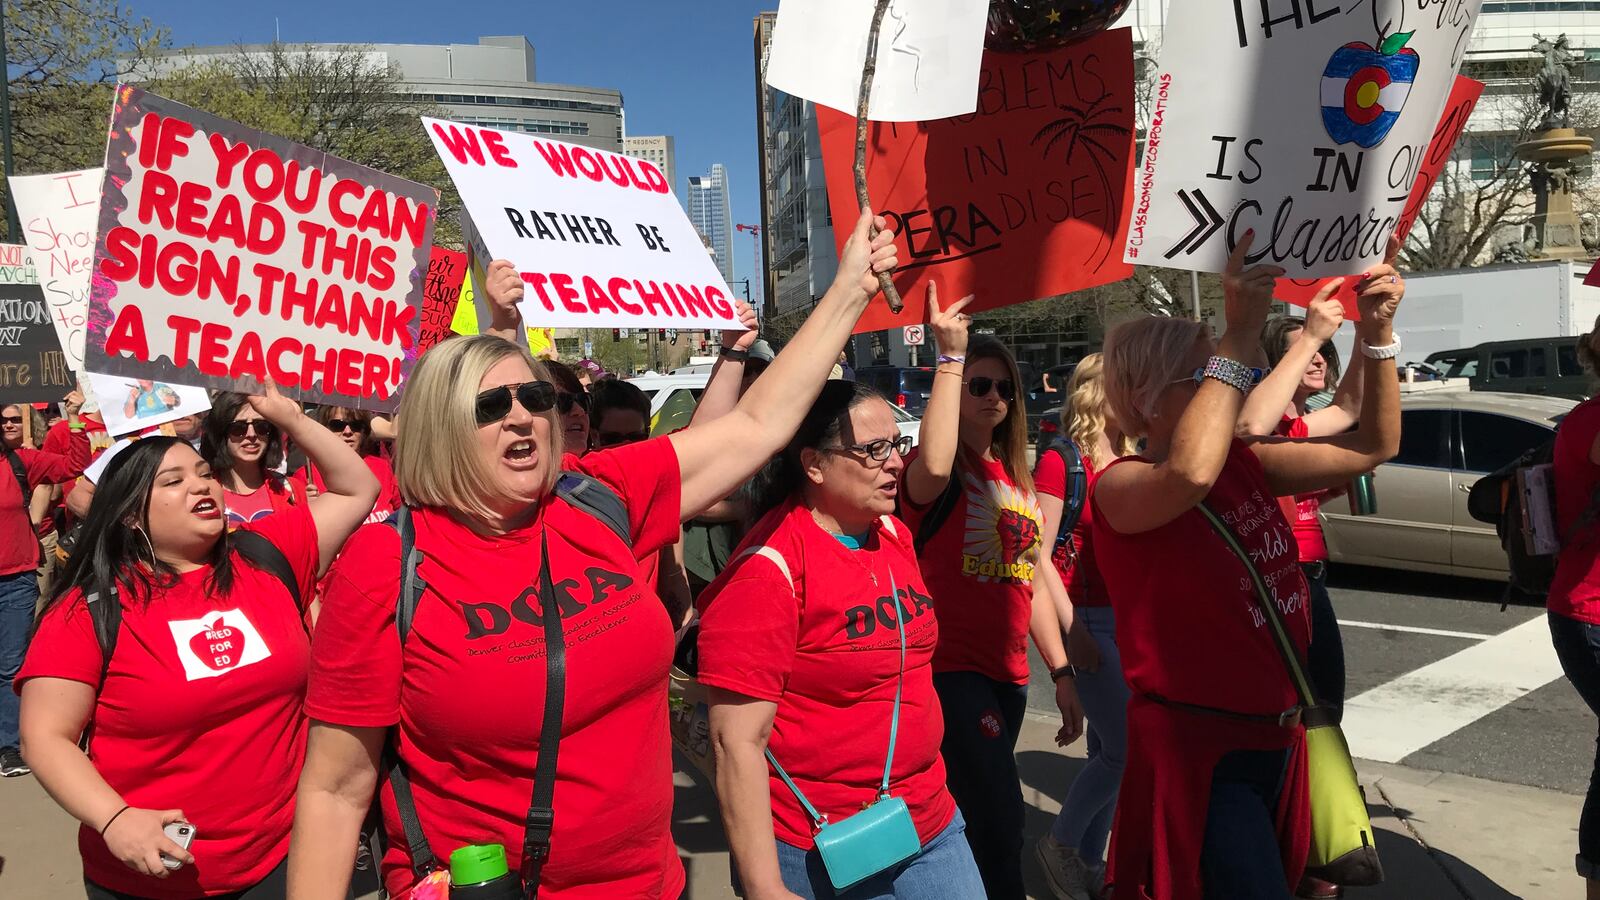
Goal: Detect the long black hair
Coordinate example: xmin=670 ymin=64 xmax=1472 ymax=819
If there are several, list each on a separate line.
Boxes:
xmin=42 ymin=437 xmax=236 ymax=617
xmin=747 ymin=380 xmax=885 ymax=524
xmin=201 ymin=392 xmax=284 ymax=476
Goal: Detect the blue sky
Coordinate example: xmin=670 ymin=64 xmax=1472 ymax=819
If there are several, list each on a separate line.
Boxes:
xmin=132 ymin=0 xmax=774 ymax=298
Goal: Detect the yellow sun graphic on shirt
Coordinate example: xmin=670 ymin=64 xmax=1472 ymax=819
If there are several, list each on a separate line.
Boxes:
xmin=959 ymin=471 xmax=1043 ymax=583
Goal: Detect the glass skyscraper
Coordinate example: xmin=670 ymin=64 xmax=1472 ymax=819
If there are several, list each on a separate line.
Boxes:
xmin=688 ymin=163 xmax=735 ymax=287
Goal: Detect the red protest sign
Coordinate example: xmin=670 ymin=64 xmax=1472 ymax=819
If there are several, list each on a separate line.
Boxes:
xmin=420 ymin=247 xmax=467 ymax=353
xmin=86 ymin=85 xmax=439 ymax=412
xmin=1274 ymin=75 xmax=1485 ymax=318
xmin=818 ymin=28 xmax=1135 ymax=333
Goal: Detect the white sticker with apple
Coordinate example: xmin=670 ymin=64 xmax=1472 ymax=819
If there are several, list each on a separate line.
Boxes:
xmin=167 ymin=610 xmax=271 ymax=681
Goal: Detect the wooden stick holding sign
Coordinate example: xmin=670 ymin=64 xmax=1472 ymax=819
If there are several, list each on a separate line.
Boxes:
xmin=855 ymin=0 xmax=904 ymax=314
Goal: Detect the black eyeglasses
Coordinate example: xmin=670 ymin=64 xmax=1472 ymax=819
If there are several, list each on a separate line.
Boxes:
xmin=831 ymin=435 xmax=914 ymax=462
xmin=966 ymin=377 xmax=1015 ymax=402
xmin=595 ymin=430 xmax=649 ymax=448
xmin=227 ymin=419 xmax=276 ymax=439
xmin=556 ymin=392 xmax=591 ymax=415
xmin=475 ymin=381 xmax=557 ymax=425
xmin=0 ymin=415 xmax=21 ymax=425
xmin=324 ymin=418 xmax=371 ymax=434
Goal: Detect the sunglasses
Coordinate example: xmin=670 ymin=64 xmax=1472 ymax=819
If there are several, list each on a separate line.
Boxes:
xmin=475 ymin=381 xmax=556 ymax=426
xmin=324 ymin=418 xmax=371 ymax=434
xmin=556 ymin=392 xmax=591 ymax=415
xmin=966 ymin=377 xmax=1015 ymax=402
xmin=832 ymin=434 xmax=914 ymax=462
xmin=595 ymin=430 xmax=649 ymax=448
xmin=227 ymin=419 xmax=276 ymax=439
xmin=1 ymin=415 xmax=21 ymax=425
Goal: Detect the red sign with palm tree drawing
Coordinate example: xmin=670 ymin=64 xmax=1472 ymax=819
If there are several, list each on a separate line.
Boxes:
xmin=818 ymin=28 xmax=1135 ymax=333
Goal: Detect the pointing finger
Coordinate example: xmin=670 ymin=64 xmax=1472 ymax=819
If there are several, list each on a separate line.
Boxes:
xmin=1226 ymin=230 xmax=1255 ymax=274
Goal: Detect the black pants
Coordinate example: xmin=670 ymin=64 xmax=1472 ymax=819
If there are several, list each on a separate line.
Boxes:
xmin=85 ymin=858 xmax=286 ymax=900
xmin=1551 ymin=610 xmax=1600 ymax=878
xmin=934 ymin=670 xmax=1029 ymax=900
xmin=1202 ymin=749 xmax=1294 ymax=900
xmin=1303 ymin=562 xmax=1346 ymax=723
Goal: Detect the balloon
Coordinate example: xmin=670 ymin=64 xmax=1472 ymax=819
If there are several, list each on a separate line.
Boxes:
xmin=985 ymin=0 xmax=1134 ymax=52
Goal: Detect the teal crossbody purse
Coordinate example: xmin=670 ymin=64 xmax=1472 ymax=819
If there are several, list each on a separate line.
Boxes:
xmin=766 ymin=569 xmax=923 ymax=890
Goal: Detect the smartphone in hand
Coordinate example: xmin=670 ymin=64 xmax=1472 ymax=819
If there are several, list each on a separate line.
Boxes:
xmin=161 ymin=822 xmax=196 ymax=870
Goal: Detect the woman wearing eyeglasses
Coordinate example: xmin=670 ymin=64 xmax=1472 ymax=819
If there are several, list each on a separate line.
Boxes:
xmin=17 ymin=378 xmax=377 ymax=900
xmin=286 ymin=211 xmax=899 ymax=900
xmin=699 ymin=380 xmax=983 ymax=900
xmin=547 ymin=362 xmax=592 ymax=455
xmin=897 ymin=290 xmax=1081 ymax=900
xmin=303 ymin=407 xmax=401 ymax=526
xmin=201 ymin=393 xmax=308 ymax=529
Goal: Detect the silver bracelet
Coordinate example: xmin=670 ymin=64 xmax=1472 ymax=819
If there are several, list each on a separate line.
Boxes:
xmin=1200 ymin=355 xmax=1258 ymax=394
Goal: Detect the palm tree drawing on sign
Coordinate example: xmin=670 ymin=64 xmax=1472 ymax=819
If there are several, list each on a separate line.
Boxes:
xmin=1032 ymin=93 xmax=1131 ymax=269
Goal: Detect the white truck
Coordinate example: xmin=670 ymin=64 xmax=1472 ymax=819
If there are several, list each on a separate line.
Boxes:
xmin=1328 ymin=259 xmax=1600 ymax=369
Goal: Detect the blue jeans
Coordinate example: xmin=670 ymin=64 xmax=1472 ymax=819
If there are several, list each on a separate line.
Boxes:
xmin=1050 ymin=605 xmax=1128 ymax=864
xmin=773 ymin=809 xmax=985 ymax=899
xmin=933 ymin=671 xmax=1029 ymax=899
xmin=0 ymin=570 xmax=39 ymax=748
xmin=1550 ymin=610 xmax=1600 ymax=877
xmin=1202 ymin=749 xmax=1293 ymax=900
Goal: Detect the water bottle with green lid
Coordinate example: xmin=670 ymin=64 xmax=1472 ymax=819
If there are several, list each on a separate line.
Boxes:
xmin=448 ymin=844 xmax=522 ymax=899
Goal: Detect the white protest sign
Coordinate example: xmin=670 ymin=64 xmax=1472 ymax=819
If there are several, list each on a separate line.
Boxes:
xmin=424 ymin=119 xmax=745 ymax=332
xmin=11 ymin=169 xmax=104 ymax=372
xmin=1124 ymin=0 xmax=1482 ymax=278
xmin=86 ymin=370 xmax=212 ymax=437
xmin=0 ymin=244 xmax=38 ymax=285
xmin=87 ymin=86 xmax=438 ymax=413
xmin=765 ymin=0 xmax=990 ymax=122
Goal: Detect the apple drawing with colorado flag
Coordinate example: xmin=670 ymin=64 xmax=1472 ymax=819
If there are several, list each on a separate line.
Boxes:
xmin=1320 ymin=32 xmax=1419 ymax=149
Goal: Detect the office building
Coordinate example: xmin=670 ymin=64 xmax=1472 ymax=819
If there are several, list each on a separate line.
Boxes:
xmin=688 ymin=163 xmax=736 ymax=286
xmin=138 ymin=35 xmax=623 ymax=151
xmin=624 ymin=135 xmax=678 ymax=197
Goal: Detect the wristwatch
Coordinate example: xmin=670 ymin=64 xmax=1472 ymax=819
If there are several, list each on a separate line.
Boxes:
xmin=719 ymin=346 xmax=750 ymax=362
xmin=1050 ymin=665 xmax=1077 ymax=682
xmin=1360 ymin=338 xmax=1402 ymax=360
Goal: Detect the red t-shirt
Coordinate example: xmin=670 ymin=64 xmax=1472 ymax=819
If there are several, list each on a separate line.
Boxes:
xmin=306 ymin=438 xmax=686 ymax=899
xmin=899 ymin=451 xmax=1044 ymax=684
xmin=1033 ymin=442 xmax=1108 ymax=607
xmin=1091 ymin=441 xmax=1311 ymax=713
xmin=305 ymin=456 xmax=402 ymax=525
xmin=695 ymin=502 xmax=955 ymax=850
xmin=42 ymin=416 xmax=112 ymax=530
xmin=1274 ymin=417 xmax=1329 ymax=563
xmin=17 ymin=508 xmax=320 ymax=898
xmin=1551 ymin=397 xmax=1600 ymax=623
xmin=0 ymin=437 xmax=89 ymax=575
xmin=222 ymin=473 xmax=308 ymax=529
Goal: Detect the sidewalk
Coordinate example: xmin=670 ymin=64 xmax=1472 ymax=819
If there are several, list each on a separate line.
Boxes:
xmin=0 ymin=712 xmax=1581 ymax=898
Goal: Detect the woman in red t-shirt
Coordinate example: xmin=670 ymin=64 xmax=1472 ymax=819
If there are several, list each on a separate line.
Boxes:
xmin=16 ymin=380 xmax=378 ymax=900
xmin=302 ymin=406 xmax=402 ymax=526
xmin=700 ymin=380 xmax=983 ymax=900
xmin=1548 ymin=320 xmax=1600 ymax=896
xmin=200 ymin=393 xmax=309 ymax=529
xmin=286 ymin=210 xmax=899 ymax=900
xmin=898 ymin=289 xmax=1081 ymax=900
xmin=1032 ymin=353 xmax=1135 ymax=900
xmin=1093 ymin=233 xmax=1404 ymax=900
xmin=547 ymin=361 xmax=591 ymax=455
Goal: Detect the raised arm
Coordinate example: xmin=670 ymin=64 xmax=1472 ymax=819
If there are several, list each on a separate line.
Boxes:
xmin=1250 ymin=260 xmax=1404 ymax=497
xmin=481 ymin=259 xmax=526 ymax=344
xmin=287 ymin=722 xmax=385 ymax=900
xmin=247 ymin=379 xmax=379 ymax=572
xmin=670 ymin=210 xmax=897 ymax=519
xmin=689 ymin=300 xmax=761 ymax=430
xmin=1096 ymin=235 xmax=1281 ymax=535
xmin=901 ymin=284 xmax=973 ymax=507
xmin=1236 ymin=285 xmax=1344 ymax=437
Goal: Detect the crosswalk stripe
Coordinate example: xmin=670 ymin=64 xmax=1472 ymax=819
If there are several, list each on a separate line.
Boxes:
xmin=1341 ymin=615 xmax=1565 ymax=764
xmin=1337 ymin=619 xmax=1494 ymax=641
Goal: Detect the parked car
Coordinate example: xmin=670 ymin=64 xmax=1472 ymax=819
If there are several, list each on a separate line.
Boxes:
xmin=856 ymin=366 xmax=938 ymax=417
xmin=1319 ymin=390 xmax=1575 ymax=581
xmin=629 ymin=371 xmax=922 ymax=444
xmin=1424 ymin=337 xmax=1593 ymax=400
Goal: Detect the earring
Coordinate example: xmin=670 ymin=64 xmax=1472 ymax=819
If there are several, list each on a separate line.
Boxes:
xmin=132 ymin=525 xmax=156 ymax=563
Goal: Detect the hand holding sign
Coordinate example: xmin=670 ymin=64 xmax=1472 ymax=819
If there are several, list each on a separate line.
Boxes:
xmin=1354 ymin=235 xmax=1405 ymax=341
xmin=721 ymin=299 xmax=760 ymax=352
xmin=1303 ymin=288 xmax=1346 ymax=344
xmin=1221 ymin=232 xmax=1284 ymax=339
xmin=244 ymin=376 xmax=303 ymax=428
xmin=926 ymin=283 xmax=975 ymax=358
xmin=832 ymin=209 xmax=900 ymax=308
xmin=483 ymin=260 xmax=525 ymax=329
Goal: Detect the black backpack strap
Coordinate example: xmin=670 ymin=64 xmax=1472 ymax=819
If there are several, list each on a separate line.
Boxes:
xmin=522 ymin=530 xmax=566 ymax=894
xmin=913 ymin=476 xmax=962 ymax=557
xmin=87 ymin=588 xmax=123 ymax=692
xmin=230 ymin=530 xmax=302 ymax=609
xmin=554 ymin=472 xmax=630 ymax=545
xmin=1050 ymin=441 xmax=1088 ymax=554
xmin=379 ymin=505 xmax=439 ymax=876
xmin=4 ymin=445 xmax=28 ymax=506
xmin=389 ymin=506 xmax=426 ymax=645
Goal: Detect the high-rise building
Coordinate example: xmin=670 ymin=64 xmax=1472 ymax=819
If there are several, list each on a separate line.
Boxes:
xmin=624 ymin=136 xmax=678 ymax=197
xmin=688 ymin=164 xmax=736 ymax=286
xmin=137 ymin=36 xmax=623 ymax=151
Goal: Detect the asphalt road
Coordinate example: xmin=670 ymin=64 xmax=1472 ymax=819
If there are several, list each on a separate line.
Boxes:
xmin=1025 ymin=563 xmax=1591 ymax=796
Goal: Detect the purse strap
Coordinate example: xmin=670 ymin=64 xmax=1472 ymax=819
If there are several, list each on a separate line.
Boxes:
xmin=1196 ymin=502 xmax=1319 ymax=709
xmin=520 ymin=531 xmax=565 ymax=897
xmin=766 ymin=567 xmax=906 ymax=829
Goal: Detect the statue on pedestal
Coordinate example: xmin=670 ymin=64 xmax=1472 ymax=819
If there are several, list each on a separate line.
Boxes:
xmin=1534 ymin=33 xmax=1578 ymax=131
